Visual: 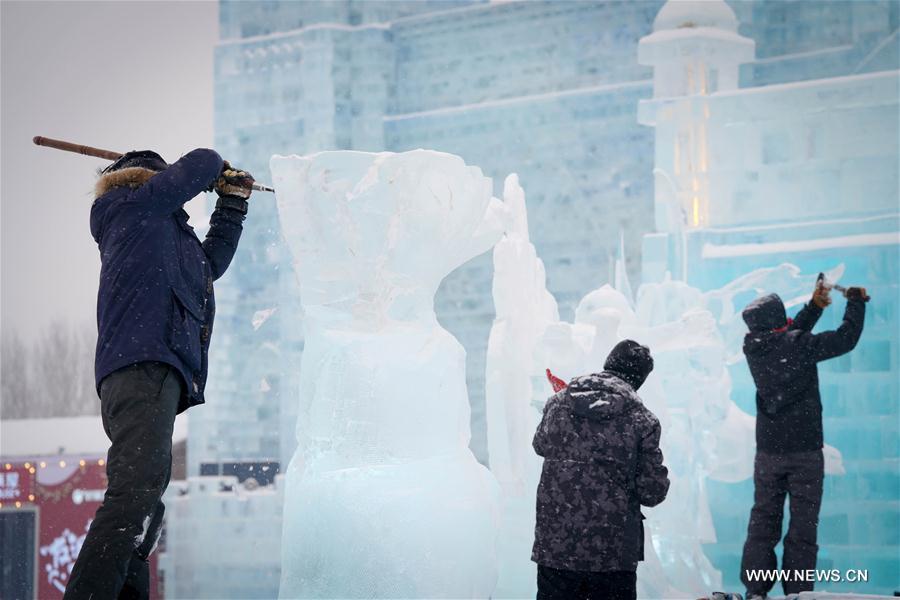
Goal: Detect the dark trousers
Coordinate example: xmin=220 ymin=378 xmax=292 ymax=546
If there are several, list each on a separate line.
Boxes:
xmin=537 ymin=565 xmax=636 ymax=600
xmin=740 ymin=450 xmax=824 ymax=596
xmin=64 ymin=362 xmax=181 ymax=600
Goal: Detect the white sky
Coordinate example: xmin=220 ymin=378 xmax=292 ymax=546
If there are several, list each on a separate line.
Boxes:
xmin=1 ymin=1 xmax=218 ymax=342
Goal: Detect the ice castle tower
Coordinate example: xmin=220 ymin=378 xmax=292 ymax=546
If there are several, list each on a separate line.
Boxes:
xmin=638 ymin=1 xmax=899 ymax=594
xmin=638 ymin=0 xmax=755 ymax=240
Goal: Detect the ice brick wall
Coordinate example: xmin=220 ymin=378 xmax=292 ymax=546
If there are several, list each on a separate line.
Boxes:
xmin=640 ymin=44 xmax=899 ymax=598
xmin=159 ymin=476 xmax=284 ymax=598
xmin=218 ymin=0 xmax=479 ymax=40
xmin=703 ymin=72 xmax=899 ymax=227
xmin=733 ymin=0 xmax=900 ymax=86
xmin=671 ymin=215 xmax=900 ymax=595
xmin=390 ymin=1 xmax=661 ymax=114
xmin=638 ymin=71 xmax=899 ymax=245
xmin=389 ymin=0 xmax=661 ymax=305
xmin=688 ymin=226 xmax=899 ymax=595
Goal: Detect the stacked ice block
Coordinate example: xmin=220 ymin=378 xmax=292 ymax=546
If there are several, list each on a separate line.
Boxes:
xmin=159 ymin=476 xmax=284 ymax=599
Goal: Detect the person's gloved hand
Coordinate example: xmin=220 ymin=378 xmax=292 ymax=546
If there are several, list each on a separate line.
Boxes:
xmin=215 ymin=161 xmax=254 ymax=200
xmin=812 ymin=279 xmax=832 ymax=309
xmin=845 ymin=287 xmax=870 ymax=302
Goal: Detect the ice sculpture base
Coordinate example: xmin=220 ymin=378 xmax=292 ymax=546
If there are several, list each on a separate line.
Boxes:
xmin=280 ymin=452 xmax=498 ymax=599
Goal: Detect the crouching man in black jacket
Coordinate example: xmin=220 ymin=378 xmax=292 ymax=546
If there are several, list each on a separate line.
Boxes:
xmin=740 ymin=283 xmax=867 ymax=600
xmin=64 ymin=149 xmax=254 ymax=600
xmin=532 ymin=340 xmax=670 ymax=600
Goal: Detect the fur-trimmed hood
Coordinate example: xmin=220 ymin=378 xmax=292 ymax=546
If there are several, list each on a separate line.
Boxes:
xmin=95 ymin=166 xmax=158 ymax=198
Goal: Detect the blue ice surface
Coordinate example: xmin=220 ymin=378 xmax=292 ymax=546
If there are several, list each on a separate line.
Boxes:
xmin=165 ymin=1 xmax=900 ymax=597
xmin=640 ymin=52 xmax=898 ymax=590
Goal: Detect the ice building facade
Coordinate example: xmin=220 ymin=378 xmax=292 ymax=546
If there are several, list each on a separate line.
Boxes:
xmin=159 ymin=0 xmax=899 ymax=597
xmin=194 ymin=0 xmax=898 ymax=469
xmin=637 ymin=1 xmax=899 ymax=594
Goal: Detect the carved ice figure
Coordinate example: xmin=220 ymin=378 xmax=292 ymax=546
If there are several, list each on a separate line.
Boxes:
xmin=575 ymin=284 xmax=640 ymax=372
xmin=628 ymin=279 xmax=740 ymax=594
xmin=485 ymin=175 xmax=559 ymax=598
xmin=631 ymin=268 xmax=847 ymax=593
xmin=486 ymin=175 xmax=559 ymax=494
xmin=271 ymin=150 xmax=504 ymax=599
xmin=485 ymin=182 xmax=846 ymax=597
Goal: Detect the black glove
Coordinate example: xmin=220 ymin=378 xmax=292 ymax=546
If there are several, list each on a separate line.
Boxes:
xmin=845 ymin=287 xmax=870 ymax=302
xmin=215 ymin=194 xmax=249 ymax=216
xmin=215 ymin=161 xmax=254 ymax=200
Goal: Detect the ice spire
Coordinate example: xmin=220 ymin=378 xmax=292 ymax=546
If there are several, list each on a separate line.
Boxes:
xmin=637 ymin=0 xmax=756 ymax=239
xmin=614 ymin=230 xmax=635 ymax=307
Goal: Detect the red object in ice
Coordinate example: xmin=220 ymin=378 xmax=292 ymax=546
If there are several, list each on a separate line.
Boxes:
xmin=546 ymin=369 xmax=568 ymax=392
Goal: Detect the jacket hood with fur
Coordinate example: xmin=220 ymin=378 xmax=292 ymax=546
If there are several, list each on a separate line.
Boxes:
xmin=95 ymin=166 xmax=158 ymax=198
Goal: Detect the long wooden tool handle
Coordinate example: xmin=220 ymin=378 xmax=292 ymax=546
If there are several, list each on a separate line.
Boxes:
xmin=33 ymin=135 xmax=276 ymax=193
xmin=33 ymin=136 xmax=123 ymax=160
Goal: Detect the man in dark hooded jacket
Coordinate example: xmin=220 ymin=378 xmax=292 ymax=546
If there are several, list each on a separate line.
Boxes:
xmin=532 ymin=339 xmax=670 ymax=600
xmin=64 ymin=149 xmax=254 ymax=600
xmin=739 ymin=283 xmax=867 ymax=599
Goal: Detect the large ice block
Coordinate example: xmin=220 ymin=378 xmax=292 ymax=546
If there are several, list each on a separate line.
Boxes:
xmin=270 ymin=150 xmax=503 ymax=599
xmin=159 ymin=476 xmax=284 ymax=599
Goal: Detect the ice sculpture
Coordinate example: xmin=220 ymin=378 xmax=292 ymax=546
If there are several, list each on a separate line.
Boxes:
xmin=486 ymin=174 xmax=559 ymax=490
xmin=486 ymin=186 xmax=849 ymax=597
xmin=628 ymin=279 xmax=744 ymax=595
xmin=484 ymin=175 xmax=558 ymax=598
xmin=270 ymin=150 xmax=503 ymax=599
xmin=629 ymin=270 xmax=847 ymax=595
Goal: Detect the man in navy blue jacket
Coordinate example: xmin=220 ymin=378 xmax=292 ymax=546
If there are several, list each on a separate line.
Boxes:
xmin=64 ymin=149 xmax=253 ymax=600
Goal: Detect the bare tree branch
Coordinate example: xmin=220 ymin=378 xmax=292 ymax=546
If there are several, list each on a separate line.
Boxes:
xmin=1 ymin=322 xmax=99 ymax=418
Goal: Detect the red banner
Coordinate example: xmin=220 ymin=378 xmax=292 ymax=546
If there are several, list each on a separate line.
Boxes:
xmin=0 ymin=464 xmax=33 ymax=503
xmin=34 ymin=459 xmax=107 ymax=598
xmin=4 ymin=458 xmax=158 ymax=599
